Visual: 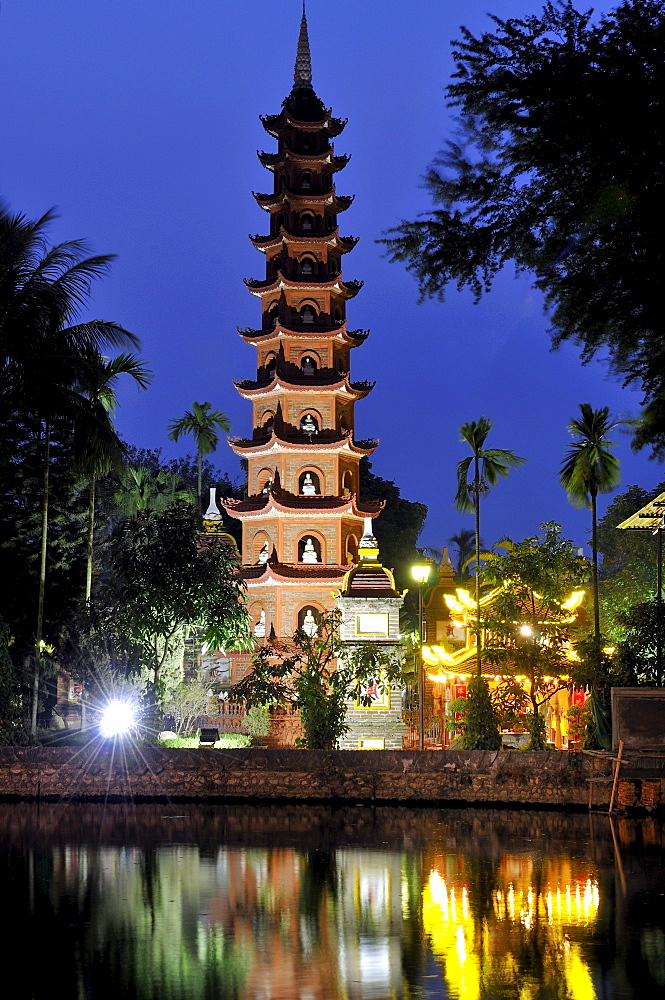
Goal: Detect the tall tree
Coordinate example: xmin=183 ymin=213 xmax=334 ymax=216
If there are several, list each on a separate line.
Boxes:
xmin=167 ymin=402 xmax=230 ymax=512
xmin=79 ymin=353 xmax=152 ymax=600
xmin=0 ymin=204 xmax=137 ymax=733
xmin=112 ymin=466 xmax=194 ymax=518
xmin=454 ymin=418 xmax=524 ymax=751
xmin=454 ymin=417 xmax=526 ymax=677
xmin=560 ymin=403 xmax=628 ymax=653
xmin=381 ymin=1 xmax=665 ymax=454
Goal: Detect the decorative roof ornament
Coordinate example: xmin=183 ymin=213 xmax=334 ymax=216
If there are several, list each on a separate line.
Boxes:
xmin=293 ymin=2 xmax=312 ymax=90
xmin=204 ymin=486 xmax=223 ymax=520
xmin=359 ymin=516 xmax=378 ymax=551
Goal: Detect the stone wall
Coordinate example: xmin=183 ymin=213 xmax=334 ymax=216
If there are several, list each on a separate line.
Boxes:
xmin=339 ymin=685 xmax=407 ymax=750
xmin=0 ymin=747 xmax=625 ymax=809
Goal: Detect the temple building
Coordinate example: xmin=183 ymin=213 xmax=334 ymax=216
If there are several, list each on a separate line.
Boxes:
xmin=223 ymin=9 xmax=384 ymax=644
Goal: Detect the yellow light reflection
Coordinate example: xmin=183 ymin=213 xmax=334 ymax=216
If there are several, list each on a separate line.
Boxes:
xmin=423 ymin=866 xmax=600 ymax=1000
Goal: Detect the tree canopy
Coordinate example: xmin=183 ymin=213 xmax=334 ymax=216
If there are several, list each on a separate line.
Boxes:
xmin=382 ymin=1 xmax=665 ymax=454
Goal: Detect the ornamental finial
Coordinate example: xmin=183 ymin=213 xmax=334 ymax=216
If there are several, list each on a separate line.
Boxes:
xmin=293 ymin=2 xmax=312 ymax=90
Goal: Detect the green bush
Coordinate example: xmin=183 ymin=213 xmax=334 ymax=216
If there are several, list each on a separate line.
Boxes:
xmin=459 ymin=676 xmax=501 ymax=750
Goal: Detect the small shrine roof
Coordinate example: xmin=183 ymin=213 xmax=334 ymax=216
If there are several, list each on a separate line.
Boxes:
xmin=339 ymin=557 xmax=399 ymax=599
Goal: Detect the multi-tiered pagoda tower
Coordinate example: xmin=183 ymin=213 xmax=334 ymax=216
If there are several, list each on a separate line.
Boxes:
xmin=223 ymin=10 xmax=382 ymax=641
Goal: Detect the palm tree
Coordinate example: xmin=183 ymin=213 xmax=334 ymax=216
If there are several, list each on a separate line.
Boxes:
xmin=455 ymin=417 xmax=526 ymax=677
xmin=560 ymin=403 xmax=628 ymax=652
xmin=79 ymin=352 xmax=152 ymax=601
xmin=0 ymin=204 xmax=138 ymax=733
xmin=449 ymin=528 xmax=478 ymax=581
xmin=167 ymin=401 xmax=230 ymax=512
xmin=112 ymin=466 xmax=194 ymax=518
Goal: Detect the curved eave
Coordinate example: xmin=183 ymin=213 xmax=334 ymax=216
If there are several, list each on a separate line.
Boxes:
xmin=223 ymin=492 xmax=383 ymax=520
xmin=234 ymin=375 xmax=372 ymax=399
xmin=236 ymin=324 xmax=370 ymax=347
xmin=228 ymin=432 xmax=379 ymax=458
xmin=244 ymin=275 xmax=363 ymax=299
xmin=253 ymin=188 xmax=340 ymax=210
xmin=241 ymin=562 xmax=350 ymax=585
xmin=260 ymin=110 xmax=346 ymax=136
xmin=249 ymin=229 xmax=359 ymax=253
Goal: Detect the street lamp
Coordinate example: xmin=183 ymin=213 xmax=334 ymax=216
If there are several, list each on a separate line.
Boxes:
xmin=412 ymin=562 xmax=432 ymax=750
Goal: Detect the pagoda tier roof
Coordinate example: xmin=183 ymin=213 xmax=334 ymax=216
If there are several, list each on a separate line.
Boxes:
xmin=223 ymin=484 xmax=383 ymax=519
xmin=241 ymin=561 xmax=350 ymax=584
xmin=257 ymin=149 xmax=350 ymax=173
xmin=236 ymin=323 xmax=370 ymax=347
xmin=228 ymin=426 xmax=378 ymax=458
xmin=260 ymin=109 xmax=347 ymax=139
xmin=244 ymin=273 xmax=363 ymax=298
xmin=249 ymin=228 xmax=358 ymax=254
xmin=253 ymin=190 xmax=354 ymax=213
xmin=233 ymin=370 xmax=374 ymax=400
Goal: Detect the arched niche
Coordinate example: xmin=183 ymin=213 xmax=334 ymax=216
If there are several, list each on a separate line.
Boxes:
xmin=266 ymin=304 xmax=279 ymax=328
xmin=298 ymin=533 xmax=323 ymax=564
xmin=261 ymin=410 xmax=275 ymax=431
xmin=299 ymin=303 xmax=317 ymax=324
xmin=341 ymin=469 xmax=354 ymax=494
xmin=300 ymin=171 xmax=312 ymax=190
xmin=249 ymin=602 xmax=266 ymax=638
xmin=346 ymin=534 xmax=359 ymax=563
xmin=299 ymin=411 xmax=320 ymax=435
xmin=256 ymin=467 xmax=273 ymax=493
xmin=301 ymin=212 xmax=314 ymax=231
xmin=252 ymin=531 xmax=271 ymax=564
xmin=297 ymin=604 xmax=323 ymax=636
xmin=300 ymin=353 xmax=319 ymax=375
xmin=300 ymin=256 xmax=315 ymax=275
xmin=298 ymin=469 xmax=322 ymax=495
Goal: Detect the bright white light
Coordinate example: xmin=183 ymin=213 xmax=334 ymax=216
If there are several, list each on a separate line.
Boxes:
xmin=520 ymin=625 xmax=533 ymax=637
xmin=100 ymin=700 xmax=136 ymax=738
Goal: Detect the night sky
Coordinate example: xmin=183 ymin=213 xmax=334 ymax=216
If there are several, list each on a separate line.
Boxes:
xmin=0 ymin=0 xmax=658 ymax=556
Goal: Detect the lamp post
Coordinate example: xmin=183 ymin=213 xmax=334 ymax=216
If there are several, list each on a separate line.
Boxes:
xmin=412 ymin=563 xmax=432 ymax=750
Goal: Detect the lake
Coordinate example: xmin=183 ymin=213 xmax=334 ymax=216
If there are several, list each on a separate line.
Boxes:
xmin=2 ymin=802 xmax=663 ymax=999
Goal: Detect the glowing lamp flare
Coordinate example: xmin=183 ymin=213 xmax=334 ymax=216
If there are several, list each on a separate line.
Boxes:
xmin=100 ymin=700 xmax=136 ymax=738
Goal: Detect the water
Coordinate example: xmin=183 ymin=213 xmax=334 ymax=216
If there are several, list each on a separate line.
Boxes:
xmin=2 ymin=802 xmax=664 ymax=999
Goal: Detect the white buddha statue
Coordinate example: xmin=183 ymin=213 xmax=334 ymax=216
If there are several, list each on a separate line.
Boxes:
xmin=302 ymin=610 xmax=318 ymax=636
xmin=300 ymin=413 xmax=317 ymax=435
xmin=253 ymin=610 xmax=266 ymax=638
xmin=301 ymin=537 xmax=318 ymax=563
xmin=301 ymin=472 xmax=317 ymax=495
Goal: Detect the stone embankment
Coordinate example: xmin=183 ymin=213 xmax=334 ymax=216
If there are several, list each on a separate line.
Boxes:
xmin=0 ymin=746 xmax=636 ymax=809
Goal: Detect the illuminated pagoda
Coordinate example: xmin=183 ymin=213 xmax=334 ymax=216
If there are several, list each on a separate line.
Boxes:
xmin=223 ymin=8 xmax=383 ymax=643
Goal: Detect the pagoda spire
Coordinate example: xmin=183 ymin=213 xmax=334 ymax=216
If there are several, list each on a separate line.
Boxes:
xmin=293 ymin=2 xmax=312 ymax=90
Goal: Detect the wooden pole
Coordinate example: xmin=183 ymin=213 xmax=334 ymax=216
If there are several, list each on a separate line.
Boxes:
xmin=608 ymin=739 xmax=625 ymax=815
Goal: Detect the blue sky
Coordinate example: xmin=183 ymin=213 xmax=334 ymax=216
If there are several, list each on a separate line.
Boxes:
xmin=0 ymin=0 xmax=659 ymax=555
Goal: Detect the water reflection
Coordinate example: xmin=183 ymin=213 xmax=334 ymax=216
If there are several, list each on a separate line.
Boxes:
xmin=2 ymin=804 xmax=664 ymax=999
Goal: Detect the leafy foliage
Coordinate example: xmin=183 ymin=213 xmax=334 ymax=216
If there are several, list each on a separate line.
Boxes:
xmin=111 ymin=501 xmax=251 ymax=721
xmin=233 ymin=609 xmax=404 ymax=749
xmin=381 ymin=1 xmax=665 ymax=453
xmin=616 ymin=599 xmax=665 ymax=686
xmin=481 ymin=523 xmax=590 ymax=721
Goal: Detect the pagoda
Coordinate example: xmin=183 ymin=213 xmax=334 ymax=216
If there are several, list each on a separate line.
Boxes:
xmin=223 ymin=9 xmax=382 ymax=641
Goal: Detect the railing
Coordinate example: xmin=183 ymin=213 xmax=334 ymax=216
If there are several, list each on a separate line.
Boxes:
xmin=402 ymin=712 xmax=442 ymax=750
